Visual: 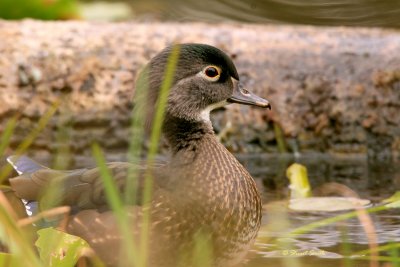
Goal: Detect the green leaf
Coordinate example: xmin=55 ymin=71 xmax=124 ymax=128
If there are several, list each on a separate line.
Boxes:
xmin=36 ymin=227 xmax=89 ymax=267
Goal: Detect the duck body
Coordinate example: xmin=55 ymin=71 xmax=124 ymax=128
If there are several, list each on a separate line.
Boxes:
xmin=7 ymin=43 xmax=270 ymax=267
xmin=154 ymin=124 xmax=261 ymax=267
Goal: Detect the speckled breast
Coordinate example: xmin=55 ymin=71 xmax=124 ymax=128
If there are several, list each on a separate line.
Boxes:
xmin=168 ymin=137 xmax=262 ymax=266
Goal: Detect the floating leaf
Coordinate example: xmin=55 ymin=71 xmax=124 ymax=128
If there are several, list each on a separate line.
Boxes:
xmin=286 ymin=163 xmax=312 ymax=199
xmin=289 ymin=197 xmax=371 ymax=212
xmin=36 ymin=227 xmax=89 ymax=267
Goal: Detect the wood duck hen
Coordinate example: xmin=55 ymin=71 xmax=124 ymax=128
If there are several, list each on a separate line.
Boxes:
xmin=7 ymin=43 xmax=271 ymax=267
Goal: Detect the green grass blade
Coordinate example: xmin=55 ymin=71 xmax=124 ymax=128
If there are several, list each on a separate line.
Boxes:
xmin=273 ymin=122 xmax=287 ymax=153
xmin=0 ymin=197 xmax=41 ymax=267
xmin=355 ymin=255 xmax=400 ymax=263
xmin=125 ymin=67 xmax=150 ymax=206
xmin=92 ymin=144 xmax=125 ymax=216
xmin=0 ymin=102 xmax=59 ymax=183
xmin=285 ymin=205 xmax=388 ymax=238
xmin=147 ymin=45 xmax=180 ymax=158
xmin=91 ymin=143 xmax=138 ymax=267
xmin=52 ymin=112 xmax=73 ymax=170
xmin=0 ymin=116 xmax=18 ymax=157
xmin=389 ymin=242 xmax=400 ymax=267
xmin=340 ymin=227 xmax=352 ymax=267
xmin=139 ymin=44 xmax=180 ymax=267
xmin=355 ymin=242 xmax=400 ymax=256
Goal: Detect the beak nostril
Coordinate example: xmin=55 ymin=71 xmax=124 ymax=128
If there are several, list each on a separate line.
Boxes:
xmin=230 ymin=78 xmax=270 ymax=108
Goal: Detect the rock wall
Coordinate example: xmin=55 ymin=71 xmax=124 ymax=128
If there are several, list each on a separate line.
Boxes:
xmin=0 ymin=20 xmax=399 ymax=165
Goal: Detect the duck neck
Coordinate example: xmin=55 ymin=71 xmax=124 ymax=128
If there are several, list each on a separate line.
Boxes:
xmin=163 ymin=114 xmax=214 ymax=154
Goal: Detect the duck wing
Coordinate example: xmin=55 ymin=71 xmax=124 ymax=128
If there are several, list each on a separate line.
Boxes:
xmin=7 ymin=156 xmax=172 ymax=266
xmin=7 ymin=155 xmax=166 ymax=211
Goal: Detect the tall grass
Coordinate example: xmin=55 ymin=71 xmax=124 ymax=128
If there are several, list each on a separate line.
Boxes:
xmin=0 ymin=102 xmax=59 ymax=183
xmin=91 ymin=44 xmax=180 ymax=267
xmin=0 ymin=103 xmax=59 ymax=267
xmin=92 ymin=144 xmax=139 ymax=267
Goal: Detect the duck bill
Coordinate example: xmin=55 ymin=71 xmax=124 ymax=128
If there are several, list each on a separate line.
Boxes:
xmin=227 ymin=79 xmax=271 ymax=109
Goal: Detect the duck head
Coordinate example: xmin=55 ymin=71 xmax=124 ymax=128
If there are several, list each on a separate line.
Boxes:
xmin=135 ymin=43 xmax=270 ymax=126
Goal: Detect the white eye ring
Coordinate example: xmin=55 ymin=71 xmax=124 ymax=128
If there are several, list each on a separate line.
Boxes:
xmin=197 ymin=66 xmax=221 ymax=82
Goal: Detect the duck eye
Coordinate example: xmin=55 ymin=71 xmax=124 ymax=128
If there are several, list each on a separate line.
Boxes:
xmin=199 ymin=66 xmax=221 ymax=81
xmin=204 ymin=67 xmax=219 ymax=78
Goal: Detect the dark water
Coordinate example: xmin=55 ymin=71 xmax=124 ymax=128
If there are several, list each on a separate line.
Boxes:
xmin=238 ymin=153 xmax=400 ymax=267
xmin=128 ymin=0 xmax=400 ymax=27
xmin=1 ymin=153 xmax=399 ymax=266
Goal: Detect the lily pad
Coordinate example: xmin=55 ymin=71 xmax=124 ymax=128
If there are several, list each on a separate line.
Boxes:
xmin=289 ymin=197 xmax=371 ymax=212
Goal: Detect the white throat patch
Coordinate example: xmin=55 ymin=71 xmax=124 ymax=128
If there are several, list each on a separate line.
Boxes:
xmin=200 ymin=100 xmax=228 ymax=122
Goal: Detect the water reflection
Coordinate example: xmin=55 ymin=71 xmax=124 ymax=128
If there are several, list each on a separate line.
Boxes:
xmin=239 ymin=153 xmax=400 ymax=267
xmin=130 ymin=0 xmax=400 ymax=27
xmin=249 ymin=210 xmax=400 ymax=266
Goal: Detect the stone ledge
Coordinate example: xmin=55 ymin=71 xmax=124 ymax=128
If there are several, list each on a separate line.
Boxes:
xmin=0 ymin=20 xmax=399 ymax=162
